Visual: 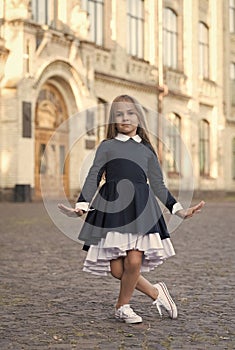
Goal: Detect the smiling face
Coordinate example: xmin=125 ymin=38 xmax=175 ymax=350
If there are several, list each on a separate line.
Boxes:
xmin=114 ymin=101 xmax=139 ymax=137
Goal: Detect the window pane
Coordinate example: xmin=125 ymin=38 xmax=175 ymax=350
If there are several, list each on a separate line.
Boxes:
xmin=127 ymin=0 xmax=144 ymax=58
xmin=230 ymin=0 xmax=235 ymax=33
xmin=230 ymin=63 xmax=235 ymax=80
xmin=198 ymin=22 xmax=209 ymax=78
xmin=137 ymin=19 xmax=144 ymax=58
xmin=81 ymin=0 xmax=104 ymax=46
xmin=199 ymin=120 xmax=210 ymax=176
xmin=131 ymin=18 xmax=136 ymax=54
xmin=32 ymin=0 xmax=55 ymax=25
xmin=166 ymin=113 xmax=181 ymax=173
xmin=96 ymin=2 xmax=103 ymax=46
xmin=38 ymin=0 xmax=46 ymax=23
xmin=163 ymin=8 xmax=178 ymax=69
xmin=127 ymin=0 xmax=132 ymax=14
xmin=172 ymin=33 xmax=177 ymax=69
xmin=230 ymin=63 xmax=235 ymax=104
xmin=89 ymin=1 xmax=95 ymax=42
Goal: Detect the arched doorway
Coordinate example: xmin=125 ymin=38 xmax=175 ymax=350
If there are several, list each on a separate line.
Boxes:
xmin=35 ymin=83 xmax=69 ymax=198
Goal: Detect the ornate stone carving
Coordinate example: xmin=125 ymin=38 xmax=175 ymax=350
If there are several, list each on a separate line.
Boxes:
xmin=70 ymin=5 xmax=90 ymax=40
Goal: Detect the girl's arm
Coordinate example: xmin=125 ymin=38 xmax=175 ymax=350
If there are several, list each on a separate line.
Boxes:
xmin=76 ymin=141 xmax=107 ymax=207
xmin=175 ymin=201 xmax=205 ymax=219
xmin=58 ymin=203 xmax=84 ymax=217
xmin=148 ymin=151 xmax=205 ymax=217
xmin=147 ymin=151 xmax=178 ymax=213
xmin=58 ymin=141 xmax=107 ymax=217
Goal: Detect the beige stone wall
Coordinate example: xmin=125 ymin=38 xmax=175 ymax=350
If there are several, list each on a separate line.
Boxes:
xmin=223 ymin=0 xmax=235 ymax=192
xmin=0 ymin=0 xmax=234 ymax=200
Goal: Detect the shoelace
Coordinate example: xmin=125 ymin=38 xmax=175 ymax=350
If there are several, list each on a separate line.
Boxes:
xmin=152 ymin=299 xmax=163 ymax=317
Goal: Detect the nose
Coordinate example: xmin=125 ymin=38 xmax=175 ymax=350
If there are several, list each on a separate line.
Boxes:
xmin=122 ymin=112 xmax=129 ymax=121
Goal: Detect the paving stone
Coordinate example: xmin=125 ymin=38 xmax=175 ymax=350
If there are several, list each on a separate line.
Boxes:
xmin=0 ymin=201 xmax=234 ymax=349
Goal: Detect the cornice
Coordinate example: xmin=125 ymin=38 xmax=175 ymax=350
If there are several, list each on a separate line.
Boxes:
xmin=94 ymin=71 xmax=158 ymax=94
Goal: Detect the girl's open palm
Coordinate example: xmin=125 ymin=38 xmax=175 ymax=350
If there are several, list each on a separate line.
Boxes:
xmin=176 ymin=201 xmax=205 ymax=219
xmin=58 ymin=203 xmax=84 ymax=217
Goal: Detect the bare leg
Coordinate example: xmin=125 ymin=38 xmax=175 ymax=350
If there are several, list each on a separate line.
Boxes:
xmin=115 ymin=250 xmax=143 ymax=309
xmin=136 ymin=275 xmax=158 ymax=300
xmin=110 ymin=256 xmax=158 ymax=302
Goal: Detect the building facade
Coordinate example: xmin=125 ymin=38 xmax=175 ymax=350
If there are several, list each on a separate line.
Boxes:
xmin=224 ymin=0 xmax=235 ymax=193
xmin=0 ymin=0 xmax=234 ymax=202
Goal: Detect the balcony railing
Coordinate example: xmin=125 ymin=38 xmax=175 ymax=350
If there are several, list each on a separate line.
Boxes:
xmin=199 ymin=79 xmax=217 ymax=99
xmin=94 ymin=47 xmax=111 ymax=73
xmin=164 ymin=68 xmax=188 ymax=95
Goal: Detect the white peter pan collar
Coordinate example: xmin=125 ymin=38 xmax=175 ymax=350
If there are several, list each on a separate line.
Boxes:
xmin=115 ymin=133 xmax=142 ymax=143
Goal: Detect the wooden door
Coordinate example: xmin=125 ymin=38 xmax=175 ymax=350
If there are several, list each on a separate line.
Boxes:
xmin=34 ymin=84 xmax=69 ymax=199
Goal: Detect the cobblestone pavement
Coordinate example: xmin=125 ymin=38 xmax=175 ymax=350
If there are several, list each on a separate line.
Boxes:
xmin=0 ymin=200 xmax=234 ymax=350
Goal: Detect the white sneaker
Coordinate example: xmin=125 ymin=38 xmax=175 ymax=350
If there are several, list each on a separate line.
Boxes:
xmin=115 ymin=304 xmax=143 ymax=324
xmin=153 ymin=282 xmax=178 ymax=319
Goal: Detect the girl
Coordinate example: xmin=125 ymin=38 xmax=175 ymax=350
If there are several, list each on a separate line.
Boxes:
xmin=58 ymin=95 xmax=205 ymax=324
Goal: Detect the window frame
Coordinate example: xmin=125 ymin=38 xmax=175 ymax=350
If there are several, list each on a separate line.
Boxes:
xmin=163 ymin=7 xmax=178 ymax=70
xmin=166 ymin=113 xmax=181 ymax=175
xmin=127 ymin=0 xmax=144 ymax=59
xmin=199 ymin=119 xmax=210 ymax=177
xmin=198 ymin=21 xmax=209 ymax=79
xmin=31 ymin=0 xmax=58 ymax=27
xmin=81 ymin=0 xmax=104 ymax=46
xmin=229 ymin=0 xmax=235 ymax=33
xmin=230 ymin=62 xmax=235 ymax=105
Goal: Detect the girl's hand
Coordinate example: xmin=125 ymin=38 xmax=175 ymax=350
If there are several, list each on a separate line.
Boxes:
xmin=58 ymin=203 xmax=84 ymax=217
xmin=176 ymin=201 xmax=205 ymax=219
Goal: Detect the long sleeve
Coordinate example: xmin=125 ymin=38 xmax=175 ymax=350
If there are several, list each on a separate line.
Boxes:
xmin=147 ymin=151 xmax=177 ymax=213
xmin=76 ymin=141 xmax=107 ymax=205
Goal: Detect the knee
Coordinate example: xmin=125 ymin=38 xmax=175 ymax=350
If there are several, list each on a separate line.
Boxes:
xmin=110 ymin=269 xmax=122 ymax=280
xmin=124 ymin=254 xmax=142 ymax=273
xmin=110 ymin=259 xmax=123 ymax=279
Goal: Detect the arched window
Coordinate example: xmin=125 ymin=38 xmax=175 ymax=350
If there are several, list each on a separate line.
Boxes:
xmin=81 ymin=0 xmax=104 ymax=46
xmin=199 ymin=119 xmax=210 ymax=176
xmin=163 ymin=8 xmax=178 ymax=69
xmin=199 ymin=22 xmax=209 ymax=79
xmin=166 ymin=113 xmax=181 ymax=174
xmin=127 ymin=0 xmax=144 ymax=58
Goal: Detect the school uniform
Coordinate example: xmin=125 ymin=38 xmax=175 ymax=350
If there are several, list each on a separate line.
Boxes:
xmin=76 ymin=133 xmax=183 ymax=276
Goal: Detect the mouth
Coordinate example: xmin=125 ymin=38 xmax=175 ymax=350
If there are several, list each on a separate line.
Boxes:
xmin=120 ymin=123 xmax=131 ymax=126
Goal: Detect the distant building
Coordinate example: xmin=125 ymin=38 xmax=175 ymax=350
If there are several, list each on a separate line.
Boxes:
xmin=224 ymin=0 xmax=235 ymax=194
xmin=0 ymin=0 xmax=234 ymax=201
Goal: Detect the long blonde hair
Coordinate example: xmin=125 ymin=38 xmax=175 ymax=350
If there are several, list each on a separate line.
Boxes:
xmin=106 ymin=95 xmax=155 ymax=151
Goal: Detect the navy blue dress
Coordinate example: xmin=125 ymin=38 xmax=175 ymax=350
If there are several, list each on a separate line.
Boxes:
xmin=77 ymin=138 xmax=177 ymax=249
